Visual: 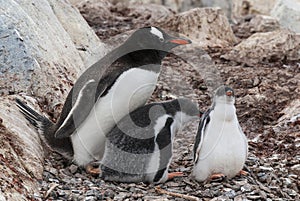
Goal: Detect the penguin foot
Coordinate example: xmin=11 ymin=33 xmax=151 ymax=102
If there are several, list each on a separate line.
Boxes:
xmin=239 ymin=170 xmax=248 ymax=176
xmin=210 ymin=173 xmax=225 ymax=180
xmin=85 ymin=163 xmax=101 ymax=176
xmin=167 ymin=172 xmax=183 ymax=180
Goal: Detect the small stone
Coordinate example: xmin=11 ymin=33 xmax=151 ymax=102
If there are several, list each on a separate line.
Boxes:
xmin=104 ymin=189 xmax=115 ymax=198
xmin=234 ymin=195 xmax=247 ymax=201
xmin=84 ymin=196 xmax=96 ymax=201
xmin=185 ymin=185 xmax=192 ymax=191
xmin=114 ymin=192 xmax=128 ymax=200
xmin=258 ymin=190 xmax=268 ymax=199
xmin=83 ymin=180 xmax=95 ymax=187
xmin=202 ymin=189 xmax=212 ymax=197
xmin=59 ymin=168 xmax=71 ymax=176
xmin=283 ymin=188 xmax=298 ymax=197
xmin=291 ymin=164 xmax=300 ymax=171
xmin=247 ymin=195 xmax=262 ymax=200
xmin=211 ymin=195 xmax=229 ymax=201
xmin=258 ymin=173 xmax=271 ymax=183
xmin=48 ymin=167 xmax=58 ymax=175
xmin=48 ymin=178 xmax=59 ymax=183
xmin=224 ymin=189 xmax=236 ymax=199
xmin=86 ymin=190 xmax=96 ymax=196
xmin=69 ymin=164 xmax=79 ymax=174
xmin=259 ymin=166 xmax=274 ymax=171
xmin=241 ymin=183 xmax=252 ymax=192
xmin=283 ymin=178 xmax=292 ymax=186
xmin=71 ymin=189 xmax=81 ymax=194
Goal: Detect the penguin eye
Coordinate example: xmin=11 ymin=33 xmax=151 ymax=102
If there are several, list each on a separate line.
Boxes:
xmin=159 ymin=37 xmax=164 ymax=42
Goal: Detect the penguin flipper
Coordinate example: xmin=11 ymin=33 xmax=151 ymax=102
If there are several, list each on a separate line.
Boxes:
xmin=55 ymin=79 xmax=106 ymax=138
xmin=193 ymin=108 xmax=212 ymax=163
xmin=238 ymin=124 xmax=248 ymax=161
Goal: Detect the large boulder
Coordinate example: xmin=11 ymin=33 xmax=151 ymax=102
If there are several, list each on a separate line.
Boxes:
xmin=232 ymin=0 xmax=277 ymax=18
xmin=232 ymin=14 xmax=280 ymax=39
xmin=271 ymin=0 xmax=300 ymax=33
xmin=0 ymin=0 xmax=105 ymax=199
xmin=201 ymin=0 xmax=232 ymax=20
xmin=107 ymin=0 xmax=202 ymax=12
xmin=159 ymin=7 xmax=237 ymax=48
xmin=221 ymin=29 xmax=300 ymax=66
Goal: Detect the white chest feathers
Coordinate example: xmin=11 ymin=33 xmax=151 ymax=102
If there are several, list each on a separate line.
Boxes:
xmin=192 ymin=104 xmax=248 ymax=182
xmin=72 ymin=68 xmax=160 ymax=166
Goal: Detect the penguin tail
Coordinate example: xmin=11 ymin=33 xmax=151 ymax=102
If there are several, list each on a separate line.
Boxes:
xmin=16 ymin=98 xmax=74 ymax=159
xmin=15 ymin=98 xmax=54 ymax=135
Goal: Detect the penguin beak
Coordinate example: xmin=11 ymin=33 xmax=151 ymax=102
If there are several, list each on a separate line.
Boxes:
xmin=169 ymin=37 xmax=192 ymax=45
xmin=226 ymin=91 xmax=233 ymax=97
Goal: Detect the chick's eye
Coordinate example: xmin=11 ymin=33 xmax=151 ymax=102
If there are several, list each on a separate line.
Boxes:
xmin=159 ymin=37 xmax=164 ymax=42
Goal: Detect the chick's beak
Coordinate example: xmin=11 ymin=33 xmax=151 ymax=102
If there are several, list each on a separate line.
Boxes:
xmin=169 ymin=38 xmax=192 ymax=45
xmin=226 ymin=91 xmax=233 ymax=97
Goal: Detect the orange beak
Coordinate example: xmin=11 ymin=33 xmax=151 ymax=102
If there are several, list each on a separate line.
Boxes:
xmin=226 ymin=91 xmax=233 ymax=96
xmin=169 ymin=38 xmax=192 ymax=45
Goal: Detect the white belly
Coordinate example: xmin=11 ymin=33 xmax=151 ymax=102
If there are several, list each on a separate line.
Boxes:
xmin=71 ymin=68 xmax=159 ymax=166
xmin=192 ymin=120 xmax=247 ymax=182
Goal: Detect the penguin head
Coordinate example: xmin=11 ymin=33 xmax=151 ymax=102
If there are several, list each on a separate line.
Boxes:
xmin=125 ymin=26 xmax=191 ymax=53
xmin=214 ymin=85 xmax=235 ymax=104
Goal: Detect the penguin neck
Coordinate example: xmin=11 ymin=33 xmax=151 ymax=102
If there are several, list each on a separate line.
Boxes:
xmin=213 ymin=102 xmax=237 ymax=122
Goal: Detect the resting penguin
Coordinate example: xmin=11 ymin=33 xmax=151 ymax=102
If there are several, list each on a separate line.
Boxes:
xmin=192 ymin=86 xmax=248 ymax=182
xmin=16 ymin=27 xmax=191 ymax=170
xmin=100 ymin=98 xmax=200 ymax=183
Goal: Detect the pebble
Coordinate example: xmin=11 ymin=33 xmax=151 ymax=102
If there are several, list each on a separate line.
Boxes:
xmin=290 ymin=164 xmax=300 ymax=171
xmin=283 ymin=188 xmax=298 ymax=197
xmin=224 ymin=189 xmax=236 ymax=199
xmin=86 ymin=189 xmax=97 ymax=196
xmin=247 ymin=195 xmax=262 ymax=200
xmin=240 ymin=183 xmax=252 ymax=192
xmin=114 ymin=192 xmax=128 ymax=200
xmin=234 ymin=195 xmax=248 ymax=201
xmin=283 ymin=178 xmax=292 ymax=186
xmin=48 ymin=167 xmax=58 ymax=175
xmin=84 ymin=196 xmax=97 ymax=201
xmin=69 ymin=164 xmax=79 ymax=174
xmin=48 ymin=178 xmax=59 ymax=183
xmin=259 ymin=166 xmax=274 ymax=171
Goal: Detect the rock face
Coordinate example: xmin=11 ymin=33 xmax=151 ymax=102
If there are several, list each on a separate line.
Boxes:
xmin=246 ymin=15 xmax=280 ymax=33
xmin=271 ymin=0 xmax=300 ymax=33
xmin=0 ymin=0 xmax=105 ymax=199
xmin=232 ymin=14 xmax=280 ymax=39
xmin=221 ymin=29 xmax=300 ymax=66
xmin=160 ymin=7 xmax=237 ymax=48
xmin=232 ymin=0 xmax=278 ymax=18
xmin=201 ymin=0 xmax=232 ymax=20
xmin=108 ymin=0 xmax=202 ymax=12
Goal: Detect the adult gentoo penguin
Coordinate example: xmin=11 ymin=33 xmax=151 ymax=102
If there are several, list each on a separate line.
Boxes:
xmin=192 ymin=86 xmax=248 ymax=182
xmin=16 ymin=27 xmax=191 ymax=168
xmin=100 ymin=98 xmax=200 ymax=183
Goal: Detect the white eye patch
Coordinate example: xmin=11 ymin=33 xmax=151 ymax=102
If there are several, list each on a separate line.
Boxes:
xmin=150 ymin=27 xmax=164 ymax=41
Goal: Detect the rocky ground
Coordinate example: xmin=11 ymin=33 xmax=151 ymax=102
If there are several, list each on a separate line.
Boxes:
xmin=36 ymin=2 xmax=299 ymax=201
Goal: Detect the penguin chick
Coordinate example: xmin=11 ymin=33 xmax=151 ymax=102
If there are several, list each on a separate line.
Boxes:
xmin=16 ymin=27 xmax=191 ymax=168
xmin=100 ymin=98 xmax=199 ymax=183
xmin=192 ymin=86 xmax=248 ymax=182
